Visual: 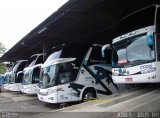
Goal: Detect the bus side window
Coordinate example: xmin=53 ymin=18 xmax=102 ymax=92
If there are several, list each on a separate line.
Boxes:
xmin=32 ymin=67 xmax=41 ymax=84
xmin=57 ymin=63 xmax=76 ymax=85
xmin=112 ymin=49 xmax=118 ymax=65
xmin=16 ymin=62 xmax=27 ymax=83
xmin=156 ymin=7 xmax=160 ymax=32
xmin=17 ymin=72 xmax=23 ymax=83
xmin=87 ymin=46 xmax=107 ymax=66
xmin=104 ymin=49 xmax=112 ymax=64
xmin=157 ymin=34 xmax=160 ymax=61
xmin=36 ymin=55 xmax=43 ymax=65
xmin=16 ymin=62 xmax=26 ymax=73
xmin=156 ymin=8 xmax=160 ymax=61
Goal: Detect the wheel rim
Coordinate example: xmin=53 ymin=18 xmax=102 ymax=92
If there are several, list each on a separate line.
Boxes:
xmin=84 ymin=92 xmax=94 ymax=100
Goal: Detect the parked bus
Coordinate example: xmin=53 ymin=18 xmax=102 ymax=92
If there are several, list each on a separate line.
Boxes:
xmin=37 ymin=43 xmax=125 ymax=104
xmin=0 ymin=74 xmax=5 ymax=91
xmin=21 ymin=54 xmax=43 ymax=94
xmin=3 ymin=63 xmax=16 ymax=90
xmin=107 ymin=5 xmax=160 ymax=83
xmin=8 ymin=60 xmax=28 ymax=91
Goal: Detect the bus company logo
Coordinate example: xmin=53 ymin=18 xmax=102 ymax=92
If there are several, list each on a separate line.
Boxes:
xmin=85 ymin=77 xmax=93 ymax=80
xmin=89 ymin=59 xmax=106 ymax=63
xmin=120 ymin=30 xmax=138 ymax=40
xmin=140 ymin=64 xmax=156 ymax=74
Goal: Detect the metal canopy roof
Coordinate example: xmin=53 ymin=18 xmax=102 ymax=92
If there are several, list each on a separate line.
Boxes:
xmin=1 ymin=0 xmax=160 ymax=62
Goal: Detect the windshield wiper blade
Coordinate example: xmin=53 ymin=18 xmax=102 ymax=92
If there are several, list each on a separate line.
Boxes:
xmin=114 ymin=63 xmax=126 ymax=68
xmin=128 ymin=60 xmax=151 ymax=64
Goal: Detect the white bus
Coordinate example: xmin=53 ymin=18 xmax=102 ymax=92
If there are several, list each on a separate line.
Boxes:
xmin=3 ymin=72 xmax=11 ymax=90
xmin=3 ymin=63 xmax=16 ymax=90
xmin=8 ymin=60 xmax=27 ymax=91
xmin=37 ymin=43 xmax=124 ymax=104
xmin=110 ymin=5 xmax=160 ymax=83
xmin=21 ymin=54 xmax=43 ymax=94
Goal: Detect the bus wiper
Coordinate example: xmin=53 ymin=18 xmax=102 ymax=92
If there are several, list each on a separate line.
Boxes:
xmin=128 ymin=60 xmax=151 ymax=64
xmin=45 ymin=83 xmax=54 ymax=88
xmin=114 ymin=63 xmax=125 ymax=68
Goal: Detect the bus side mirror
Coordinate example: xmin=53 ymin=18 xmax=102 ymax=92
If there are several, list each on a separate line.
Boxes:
xmin=101 ymin=44 xmax=111 ymax=58
xmin=17 ymin=71 xmax=23 ymax=82
xmin=17 ymin=71 xmax=23 ymax=77
xmin=146 ymin=32 xmax=154 ymax=46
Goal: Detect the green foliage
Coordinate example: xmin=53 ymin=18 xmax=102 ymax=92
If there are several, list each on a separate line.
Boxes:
xmin=0 ymin=63 xmax=6 ymax=74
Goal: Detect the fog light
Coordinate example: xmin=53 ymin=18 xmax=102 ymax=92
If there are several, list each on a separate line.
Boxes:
xmin=49 ymin=97 xmax=54 ymax=100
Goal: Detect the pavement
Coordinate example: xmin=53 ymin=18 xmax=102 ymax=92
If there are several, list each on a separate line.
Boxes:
xmin=0 ymin=85 xmax=160 ymax=118
xmin=31 ymin=85 xmax=160 ymax=118
xmin=0 ymin=91 xmax=54 ymax=112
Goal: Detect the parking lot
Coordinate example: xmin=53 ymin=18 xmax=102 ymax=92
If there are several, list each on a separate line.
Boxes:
xmin=0 ymin=89 xmax=68 ymax=117
xmin=0 ymin=91 xmax=54 ymax=112
xmin=0 ymin=85 xmax=160 ymax=118
xmin=0 ymin=88 xmax=80 ymax=113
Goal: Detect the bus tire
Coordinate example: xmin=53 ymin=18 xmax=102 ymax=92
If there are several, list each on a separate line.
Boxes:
xmin=82 ymin=88 xmax=96 ymax=102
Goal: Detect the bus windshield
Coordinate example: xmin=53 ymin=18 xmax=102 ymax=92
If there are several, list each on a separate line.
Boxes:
xmin=43 ymin=50 xmax=62 ymax=65
xmin=27 ymin=56 xmax=37 ymax=67
xmin=12 ymin=62 xmax=19 ymax=71
xmin=39 ymin=61 xmax=75 ymax=89
xmin=4 ymin=73 xmax=10 ymax=84
xmin=8 ymin=74 xmax=13 ymax=84
xmin=39 ymin=65 xmax=59 ymax=88
xmin=22 ymin=70 xmax=32 ymax=85
xmin=112 ymin=34 xmax=155 ymax=66
xmin=9 ymin=72 xmax=16 ymax=84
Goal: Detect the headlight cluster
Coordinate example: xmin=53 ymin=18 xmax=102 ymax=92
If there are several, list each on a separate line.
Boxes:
xmin=38 ymin=89 xmax=57 ymax=96
xmin=47 ymin=89 xmax=57 ymax=95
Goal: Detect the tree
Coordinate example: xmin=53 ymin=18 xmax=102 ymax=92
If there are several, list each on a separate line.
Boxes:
xmin=0 ymin=42 xmax=6 ymax=54
xmin=0 ymin=42 xmax=6 ymax=74
xmin=0 ymin=63 xmax=6 ymax=74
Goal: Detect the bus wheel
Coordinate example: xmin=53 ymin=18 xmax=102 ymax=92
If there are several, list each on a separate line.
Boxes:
xmin=82 ymin=89 xmax=96 ymax=102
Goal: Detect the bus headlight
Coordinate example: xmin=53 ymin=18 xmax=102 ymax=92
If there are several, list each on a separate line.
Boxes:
xmin=112 ymin=70 xmax=119 ymax=75
xmin=38 ymin=89 xmax=57 ymax=96
xmin=47 ymin=89 xmax=57 ymax=95
xmin=113 ymin=72 xmax=119 ymax=76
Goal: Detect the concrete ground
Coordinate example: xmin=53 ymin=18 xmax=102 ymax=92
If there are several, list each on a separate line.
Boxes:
xmin=0 ymin=85 xmax=160 ymax=118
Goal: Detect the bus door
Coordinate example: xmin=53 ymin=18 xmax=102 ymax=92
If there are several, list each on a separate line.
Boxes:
xmin=57 ymin=62 xmax=74 ymax=103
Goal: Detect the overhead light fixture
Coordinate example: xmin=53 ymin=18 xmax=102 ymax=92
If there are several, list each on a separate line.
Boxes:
xmin=52 ymin=44 xmax=66 ymax=49
xmin=20 ymin=41 xmax=34 ymax=47
xmin=38 ymin=27 xmax=47 ymax=34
